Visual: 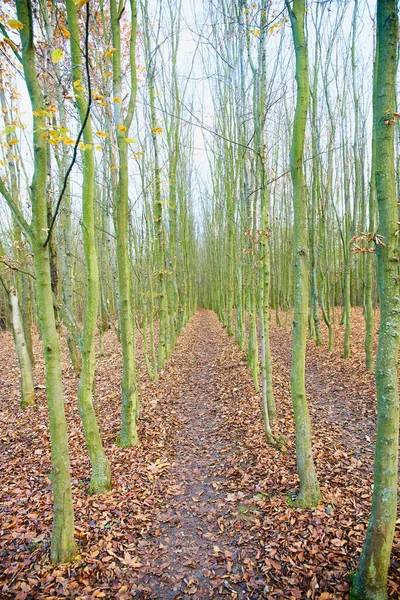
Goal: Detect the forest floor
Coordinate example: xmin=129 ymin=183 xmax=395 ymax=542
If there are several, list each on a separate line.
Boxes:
xmin=0 ymin=308 xmax=399 ymax=599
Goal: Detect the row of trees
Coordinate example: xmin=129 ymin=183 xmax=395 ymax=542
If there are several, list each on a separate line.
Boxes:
xmin=0 ymin=0 xmax=398 ymax=598
xmin=0 ymin=0 xmax=197 ymax=563
xmin=196 ymin=0 xmax=399 ymax=597
xmin=198 ymin=0 xmax=382 ymax=365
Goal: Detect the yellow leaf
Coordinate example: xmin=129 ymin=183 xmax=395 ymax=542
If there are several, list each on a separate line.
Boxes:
xmin=3 ymin=38 xmax=19 ymax=51
xmin=95 ymin=131 xmax=109 ymax=138
xmin=73 ymin=79 xmax=82 ymax=89
xmin=51 ymin=48 xmax=64 ymax=64
xmin=103 ymin=73 xmax=112 ymax=77
xmin=124 ymin=138 xmax=136 ymax=143
xmin=95 ymin=145 xmax=102 ymax=150
xmin=7 ymin=19 xmax=24 ymax=31
xmin=113 ymin=97 xmax=121 ymax=104
xmin=75 ymin=0 xmax=89 ymax=10
xmin=60 ymin=25 xmax=71 ymax=39
xmin=116 ymin=125 xmax=126 ymax=132
xmin=105 ymin=48 xmax=116 ymax=59
xmin=33 ymin=109 xmax=49 ymax=118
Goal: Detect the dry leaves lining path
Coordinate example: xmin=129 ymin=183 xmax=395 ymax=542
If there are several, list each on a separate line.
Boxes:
xmin=0 ymin=308 xmax=399 ymax=599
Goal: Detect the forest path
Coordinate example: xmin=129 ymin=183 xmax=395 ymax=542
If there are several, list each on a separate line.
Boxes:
xmin=134 ymin=309 xmax=257 ymax=599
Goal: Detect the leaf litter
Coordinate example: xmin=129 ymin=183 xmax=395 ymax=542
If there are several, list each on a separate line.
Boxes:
xmin=0 ymin=307 xmax=399 ymax=599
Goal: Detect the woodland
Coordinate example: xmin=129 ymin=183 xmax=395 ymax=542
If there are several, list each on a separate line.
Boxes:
xmin=0 ymin=0 xmax=399 ymax=598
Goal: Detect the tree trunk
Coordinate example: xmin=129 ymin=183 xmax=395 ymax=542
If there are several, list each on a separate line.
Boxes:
xmin=111 ymin=0 xmax=139 ymax=447
xmin=66 ymin=0 xmax=111 ymax=494
xmin=286 ymin=0 xmax=321 ymax=508
xmin=350 ymin=2 xmax=399 ymax=598
xmin=16 ymin=0 xmax=76 ymax=564
xmin=9 ymin=286 xmax=35 ymax=407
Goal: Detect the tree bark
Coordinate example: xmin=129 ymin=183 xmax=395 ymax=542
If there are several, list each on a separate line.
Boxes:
xmin=66 ymin=0 xmax=111 ymax=494
xmin=16 ymin=0 xmax=76 ymax=562
xmin=350 ymin=2 xmax=399 ymax=598
xmin=286 ymin=0 xmax=321 ymax=508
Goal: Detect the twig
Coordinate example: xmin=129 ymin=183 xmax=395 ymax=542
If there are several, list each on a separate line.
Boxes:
xmin=0 ymin=258 xmax=36 ymax=280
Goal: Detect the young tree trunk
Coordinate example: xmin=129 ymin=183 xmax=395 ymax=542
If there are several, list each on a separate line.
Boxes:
xmin=257 ymin=0 xmax=276 ymax=424
xmin=0 ymin=258 xmax=35 ymax=408
xmin=309 ymin=21 xmax=322 ymax=347
xmin=364 ymin=48 xmax=377 ymax=374
xmin=286 ymin=0 xmax=321 ymax=508
xmin=9 ymin=286 xmax=35 ymax=407
xmin=143 ymin=4 xmax=168 ymax=369
xmin=165 ymin=6 xmax=181 ymax=354
xmin=66 ymin=0 xmax=111 ymax=494
xmin=350 ymin=2 xmax=399 ymax=598
xmin=16 ymin=0 xmax=76 ymax=563
xmin=111 ymin=0 xmax=139 ymax=446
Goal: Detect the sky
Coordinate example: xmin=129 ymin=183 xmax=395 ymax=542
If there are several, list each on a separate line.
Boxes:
xmin=0 ymin=0 xmax=384 ymax=234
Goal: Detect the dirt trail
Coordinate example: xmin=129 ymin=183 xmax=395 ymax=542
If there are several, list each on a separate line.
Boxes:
xmin=135 ymin=310 xmax=257 ymax=599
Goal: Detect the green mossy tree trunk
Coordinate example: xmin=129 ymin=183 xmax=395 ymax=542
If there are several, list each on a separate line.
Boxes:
xmin=16 ymin=0 xmax=76 ymax=563
xmin=66 ymin=0 xmax=111 ymax=494
xmin=111 ymin=0 xmax=139 ymax=447
xmin=142 ymin=2 xmax=168 ymax=370
xmin=350 ymin=2 xmax=399 ymax=598
xmin=364 ymin=47 xmax=378 ymax=374
xmin=286 ymin=0 xmax=321 ymax=508
xmin=257 ymin=0 xmax=276 ymax=425
xmin=309 ymin=11 xmax=323 ymax=347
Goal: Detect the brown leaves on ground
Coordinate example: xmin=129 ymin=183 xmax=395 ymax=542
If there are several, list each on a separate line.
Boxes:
xmin=0 ymin=307 xmax=399 ymax=599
